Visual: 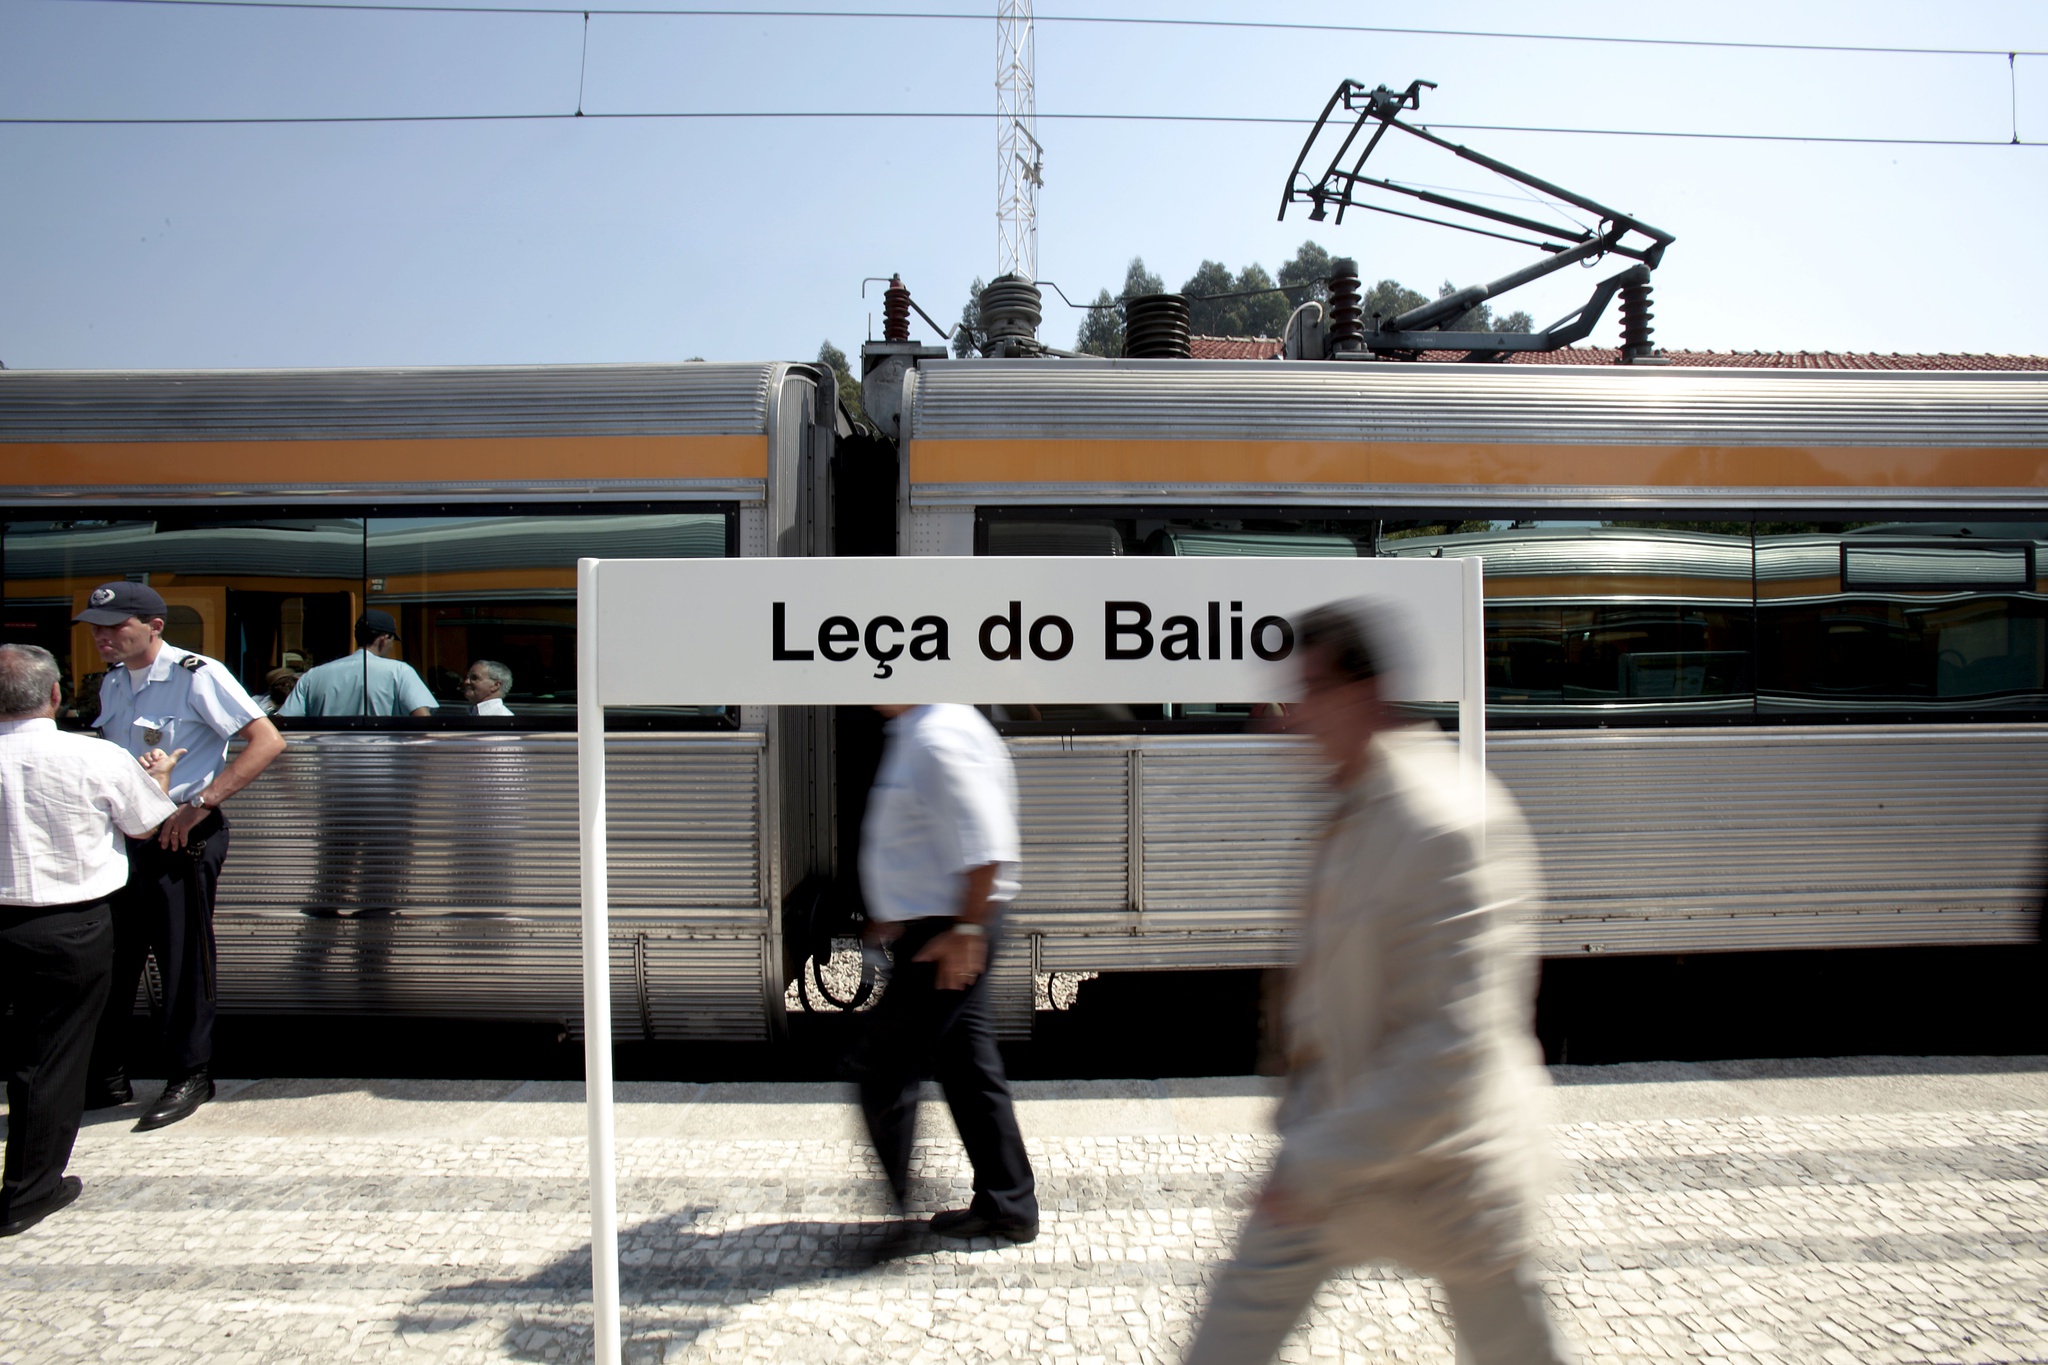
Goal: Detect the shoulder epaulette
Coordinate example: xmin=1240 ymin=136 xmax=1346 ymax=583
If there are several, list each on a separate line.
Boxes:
xmin=180 ymin=655 xmax=206 ymax=672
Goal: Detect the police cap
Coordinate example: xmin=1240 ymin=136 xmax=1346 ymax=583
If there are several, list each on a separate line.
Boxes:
xmin=73 ymin=581 xmax=168 ymax=626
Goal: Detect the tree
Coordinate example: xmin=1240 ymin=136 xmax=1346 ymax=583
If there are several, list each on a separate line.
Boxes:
xmin=1276 ymin=240 xmax=1332 ymax=306
xmin=817 ymin=341 xmax=865 ymax=424
xmin=1495 ymin=310 xmax=1533 ymax=334
xmin=1180 ymin=260 xmax=1236 ymax=335
xmin=1232 ymin=264 xmax=1291 ymax=339
xmin=1075 ymin=289 xmax=1123 ymax=356
xmin=1122 ymin=256 xmax=1164 ymax=299
xmin=952 ymin=278 xmax=986 ymax=358
xmin=1361 ymin=279 xmax=1428 ymax=326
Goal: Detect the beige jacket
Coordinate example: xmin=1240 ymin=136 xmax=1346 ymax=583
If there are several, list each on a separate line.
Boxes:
xmin=1274 ymin=726 xmax=1552 ymax=1277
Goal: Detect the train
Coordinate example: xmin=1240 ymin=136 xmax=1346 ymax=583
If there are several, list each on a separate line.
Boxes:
xmin=5 ymin=338 xmax=2047 ymax=1043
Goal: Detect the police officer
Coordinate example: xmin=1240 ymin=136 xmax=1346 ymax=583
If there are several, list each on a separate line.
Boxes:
xmin=74 ymin=582 xmax=286 ymax=1130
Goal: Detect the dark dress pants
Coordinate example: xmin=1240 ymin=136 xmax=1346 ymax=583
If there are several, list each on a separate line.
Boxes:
xmin=1 ymin=897 xmax=114 ymax=1216
xmin=855 ymin=916 xmax=1037 ymax=1224
xmin=89 ymin=811 xmax=228 ymax=1079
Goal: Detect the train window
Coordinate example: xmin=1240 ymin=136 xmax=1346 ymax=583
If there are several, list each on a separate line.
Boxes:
xmin=1757 ymin=521 xmax=2048 ymax=712
xmin=364 ymin=513 xmax=729 ymax=723
xmin=3 ymin=510 xmax=735 ymax=731
xmin=976 ymin=513 xmax=1369 ymax=726
xmin=1377 ymin=520 xmax=1756 ymax=720
xmin=984 ymin=521 xmax=1125 ymax=556
xmin=2 ymin=517 xmax=365 ymax=726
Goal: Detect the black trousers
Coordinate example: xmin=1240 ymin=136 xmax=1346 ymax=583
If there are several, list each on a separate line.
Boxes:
xmin=1 ymin=897 xmax=114 ymax=1216
xmin=89 ymin=811 xmax=228 ymax=1079
xmin=855 ymin=916 xmax=1037 ymax=1224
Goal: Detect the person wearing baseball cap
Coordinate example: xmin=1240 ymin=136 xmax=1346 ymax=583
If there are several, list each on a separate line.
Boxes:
xmin=72 ymin=581 xmax=287 ymax=1131
xmin=277 ymin=610 xmax=437 ymax=719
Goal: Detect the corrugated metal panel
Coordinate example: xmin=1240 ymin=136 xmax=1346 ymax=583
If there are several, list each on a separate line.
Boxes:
xmin=1010 ymin=747 xmax=1128 ymax=913
xmin=0 ymin=364 xmax=777 ymax=442
xmin=909 ymin=359 xmax=2048 ymax=448
xmin=999 ymin=726 xmax=2048 ymax=966
xmin=1490 ymin=724 xmax=2048 ymax=949
xmin=639 ymin=935 xmax=771 ymax=1041
xmin=1035 ymin=931 xmax=1294 ymax=972
xmin=221 ymin=731 xmax=762 ymax=915
xmin=1139 ymin=747 xmax=1329 ymax=914
xmin=214 ymin=918 xmax=766 ymax=1041
xmin=201 ymin=731 xmax=769 ymax=1036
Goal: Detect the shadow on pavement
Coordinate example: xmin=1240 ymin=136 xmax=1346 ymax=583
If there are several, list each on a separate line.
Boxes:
xmin=392 ymin=1212 xmax=928 ymax=1362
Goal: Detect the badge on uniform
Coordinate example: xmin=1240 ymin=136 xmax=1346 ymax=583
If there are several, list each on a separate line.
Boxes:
xmin=134 ymin=716 xmax=172 ymax=748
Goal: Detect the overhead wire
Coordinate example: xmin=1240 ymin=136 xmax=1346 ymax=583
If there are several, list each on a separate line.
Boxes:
xmin=1 ymin=109 xmax=2037 ymax=147
xmin=8 ymin=0 xmax=2038 ymax=143
xmin=34 ymin=0 xmax=2048 ymax=59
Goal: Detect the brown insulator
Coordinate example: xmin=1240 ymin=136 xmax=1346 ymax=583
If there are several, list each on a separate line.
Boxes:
xmin=1618 ymin=278 xmax=1657 ymax=361
xmin=1327 ymin=257 xmax=1364 ymax=349
xmin=1122 ymin=293 xmax=1191 ymax=359
xmin=882 ymin=275 xmax=911 ymax=342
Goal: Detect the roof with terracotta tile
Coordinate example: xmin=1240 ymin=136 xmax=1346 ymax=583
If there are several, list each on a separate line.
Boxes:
xmin=1186 ymin=336 xmax=2048 ymax=370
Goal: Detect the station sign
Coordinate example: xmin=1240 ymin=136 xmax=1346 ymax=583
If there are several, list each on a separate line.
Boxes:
xmin=585 ymin=555 xmax=1471 ymax=705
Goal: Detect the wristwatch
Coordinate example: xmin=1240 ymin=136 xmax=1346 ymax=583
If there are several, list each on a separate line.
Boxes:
xmin=951 ymin=921 xmax=986 ymax=938
xmin=187 ymin=792 xmax=211 ymax=810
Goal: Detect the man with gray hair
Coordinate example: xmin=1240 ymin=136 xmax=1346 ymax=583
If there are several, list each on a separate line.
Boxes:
xmin=0 ymin=644 xmax=181 ymax=1237
xmin=461 ymin=659 xmax=514 ymax=716
xmin=1182 ymin=601 xmax=1575 ymax=1365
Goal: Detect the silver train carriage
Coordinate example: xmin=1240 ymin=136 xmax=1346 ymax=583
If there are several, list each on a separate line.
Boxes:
xmin=868 ymin=357 xmax=2048 ymax=1033
xmin=1 ymin=362 xmax=848 ymax=1041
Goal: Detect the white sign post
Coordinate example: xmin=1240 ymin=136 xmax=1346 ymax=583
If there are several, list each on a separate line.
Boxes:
xmin=574 ymin=554 xmax=1484 ymax=1362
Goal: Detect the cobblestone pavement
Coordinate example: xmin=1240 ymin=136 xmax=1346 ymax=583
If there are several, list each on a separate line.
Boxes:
xmin=2 ymin=1057 xmax=2044 ymax=1364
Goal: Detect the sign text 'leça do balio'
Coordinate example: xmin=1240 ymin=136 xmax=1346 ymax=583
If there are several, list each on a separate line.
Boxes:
xmin=588 ymin=556 xmax=1472 ymax=706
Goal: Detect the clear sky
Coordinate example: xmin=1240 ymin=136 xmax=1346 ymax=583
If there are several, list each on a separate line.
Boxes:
xmin=2 ymin=0 xmax=2045 ymax=369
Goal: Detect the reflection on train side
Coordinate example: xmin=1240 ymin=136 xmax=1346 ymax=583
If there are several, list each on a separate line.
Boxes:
xmin=1 ymin=511 xmax=729 ymax=725
xmin=976 ymin=515 xmax=2048 ymax=721
xmin=1756 ymin=523 xmax=2048 ymax=713
xmin=1379 ymin=522 xmax=1755 ymax=718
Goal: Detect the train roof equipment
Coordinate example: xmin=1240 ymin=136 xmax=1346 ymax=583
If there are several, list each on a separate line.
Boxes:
xmin=1281 ymin=78 xmax=1677 ymax=364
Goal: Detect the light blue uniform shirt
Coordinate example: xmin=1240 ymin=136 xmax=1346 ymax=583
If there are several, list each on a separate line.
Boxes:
xmin=860 ymin=704 xmax=1021 ymax=923
xmin=280 ymin=652 xmax=440 ymax=718
xmin=93 ymin=642 xmax=268 ymax=805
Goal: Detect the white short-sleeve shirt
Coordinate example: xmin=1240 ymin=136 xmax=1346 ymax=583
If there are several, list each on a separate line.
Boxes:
xmin=1 ymin=717 xmax=179 ymax=906
xmin=860 ymin=704 xmax=1021 ymax=924
xmin=93 ymin=643 xmax=267 ymax=805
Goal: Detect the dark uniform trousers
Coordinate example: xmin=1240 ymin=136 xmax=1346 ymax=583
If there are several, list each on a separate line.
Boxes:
xmin=1 ymin=897 xmax=115 ymax=1216
xmin=855 ymin=916 xmax=1038 ymax=1225
xmin=90 ymin=810 xmax=229 ymax=1079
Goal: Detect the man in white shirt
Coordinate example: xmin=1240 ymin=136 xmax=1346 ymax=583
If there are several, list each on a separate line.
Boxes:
xmin=279 ymin=610 xmax=438 ymax=719
xmin=855 ymin=703 xmax=1038 ymax=1248
xmin=0 ymin=644 xmax=180 ymax=1237
xmin=461 ymin=659 xmax=514 ymax=716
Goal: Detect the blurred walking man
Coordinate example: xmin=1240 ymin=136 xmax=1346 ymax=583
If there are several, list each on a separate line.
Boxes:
xmin=0 ymin=644 xmax=180 ymax=1236
xmin=856 ymin=703 xmax=1038 ymax=1246
xmin=1183 ymin=604 xmax=1575 ymax=1365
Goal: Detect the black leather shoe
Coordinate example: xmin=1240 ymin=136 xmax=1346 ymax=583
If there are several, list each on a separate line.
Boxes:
xmin=135 ymin=1070 xmax=214 ymax=1131
xmin=0 ymin=1176 xmax=83 ymax=1237
xmin=83 ymin=1072 xmax=134 ymax=1110
xmin=927 ymin=1207 xmax=1039 ymax=1244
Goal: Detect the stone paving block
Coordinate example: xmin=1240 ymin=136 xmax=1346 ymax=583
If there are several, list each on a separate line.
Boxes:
xmin=1 ymin=1062 xmax=2044 ymax=1361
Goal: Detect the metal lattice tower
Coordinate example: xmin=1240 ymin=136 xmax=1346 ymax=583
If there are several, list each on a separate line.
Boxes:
xmin=995 ymin=0 xmax=1041 ymax=281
